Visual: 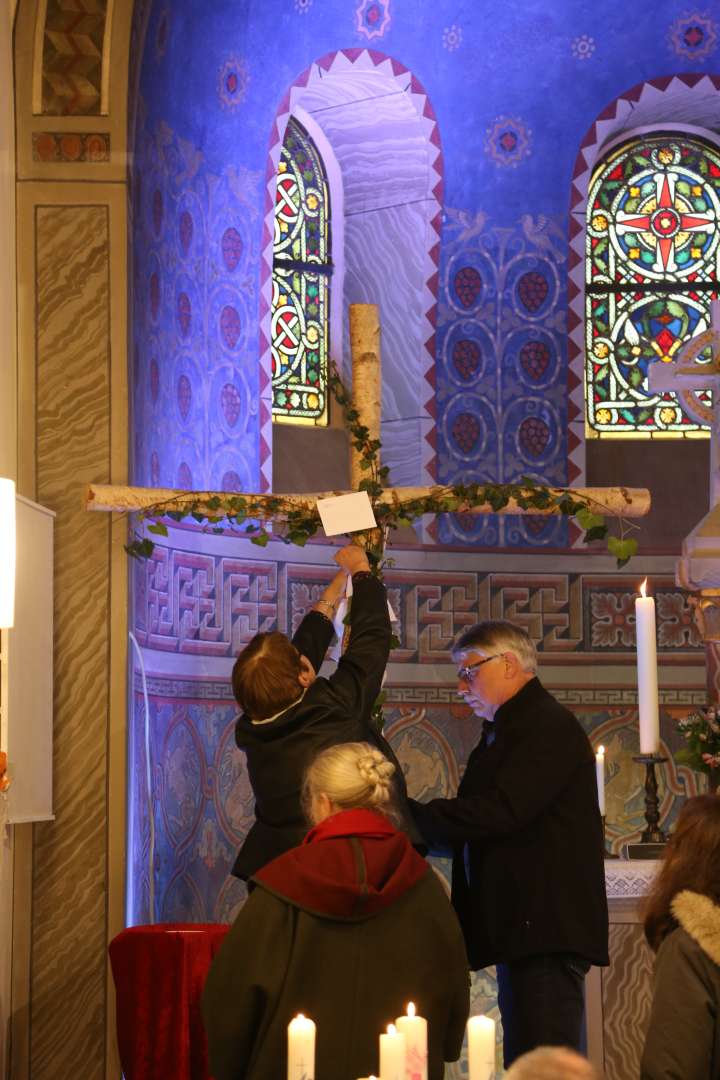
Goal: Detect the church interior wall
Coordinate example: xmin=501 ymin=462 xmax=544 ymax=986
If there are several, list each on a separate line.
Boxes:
xmin=8 ymin=2 xmax=133 ymax=1077
xmin=123 ymin=2 xmax=717 ymax=1075
xmin=3 ymin=0 xmax=719 ymax=1076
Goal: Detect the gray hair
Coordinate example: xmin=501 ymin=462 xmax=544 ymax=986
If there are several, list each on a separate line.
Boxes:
xmin=302 ymin=741 xmax=401 ymax=824
xmin=452 ymin=620 xmax=537 ymax=674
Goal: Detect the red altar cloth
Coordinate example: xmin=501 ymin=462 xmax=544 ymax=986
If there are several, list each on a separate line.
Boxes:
xmin=109 ymin=923 xmax=230 ymax=1080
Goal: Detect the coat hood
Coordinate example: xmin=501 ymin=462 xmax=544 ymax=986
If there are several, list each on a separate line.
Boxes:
xmin=672 ymin=890 xmax=720 ymax=965
xmin=252 ymin=809 xmax=428 ymax=921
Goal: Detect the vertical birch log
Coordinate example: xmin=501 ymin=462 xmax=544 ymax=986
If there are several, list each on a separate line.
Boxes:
xmin=349 ymin=303 xmax=382 ymax=492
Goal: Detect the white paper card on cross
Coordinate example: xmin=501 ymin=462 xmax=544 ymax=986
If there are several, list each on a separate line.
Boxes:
xmin=316 ymin=491 xmax=377 ymax=536
xmin=648 ymin=297 xmax=720 ymax=507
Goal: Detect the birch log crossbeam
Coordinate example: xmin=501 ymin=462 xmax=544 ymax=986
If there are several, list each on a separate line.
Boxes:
xmin=85 ymin=483 xmax=651 ymax=519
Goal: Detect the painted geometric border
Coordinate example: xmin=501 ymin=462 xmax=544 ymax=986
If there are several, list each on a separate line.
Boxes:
xmin=567 ymin=74 xmax=720 ymax=506
xmin=259 ymin=48 xmax=444 ymax=491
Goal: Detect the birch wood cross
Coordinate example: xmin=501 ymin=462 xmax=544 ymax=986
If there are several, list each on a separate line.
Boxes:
xmin=87 ymin=305 xmax=650 ymax=559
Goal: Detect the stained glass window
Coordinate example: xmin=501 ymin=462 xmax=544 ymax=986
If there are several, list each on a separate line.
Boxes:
xmin=271 ymin=117 xmax=331 ymax=424
xmin=586 ymin=135 xmax=720 ymax=436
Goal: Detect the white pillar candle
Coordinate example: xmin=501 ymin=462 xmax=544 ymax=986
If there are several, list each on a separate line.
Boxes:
xmin=395 ymin=1002 xmax=427 ymax=1080
xmin=595 ymin=745 xmax=606 ymax=816
xmin=635 ymin=579 xmax=660 ymax=754
xmin=288 ymin=1014 xmax=315 ymax=1079
xmin=379 ymin=1024 xmax=406 ymax=1080
xmin=467 ymin=1015 xmax=495 ymax=1080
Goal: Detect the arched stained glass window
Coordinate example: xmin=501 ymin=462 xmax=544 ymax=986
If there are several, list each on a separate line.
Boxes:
xmin=271 ymin=117 xmax=331 ymax=424
xmin=586 ymin=134 xmax=720 ymax=437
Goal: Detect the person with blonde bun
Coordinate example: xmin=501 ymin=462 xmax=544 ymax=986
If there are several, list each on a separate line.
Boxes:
xmin=203 ymin=742 xmax=469 ymax=1080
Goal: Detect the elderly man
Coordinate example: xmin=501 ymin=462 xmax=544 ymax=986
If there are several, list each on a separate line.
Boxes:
xmin=410 ymin=620 xmax=608 ymax=1067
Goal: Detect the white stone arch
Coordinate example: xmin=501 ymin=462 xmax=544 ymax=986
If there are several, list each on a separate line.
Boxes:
xmin=259 ymin=48 xmax=443 ymax=492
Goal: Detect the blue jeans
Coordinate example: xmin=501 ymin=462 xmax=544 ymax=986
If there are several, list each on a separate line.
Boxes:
xmin=496 ymin=953 xmax=590 ymax=1067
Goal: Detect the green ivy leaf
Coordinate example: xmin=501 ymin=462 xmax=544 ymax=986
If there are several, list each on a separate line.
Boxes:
xmin=607 ymin=535 xmax=638 ymax=567
xmin=389 ymin=634 xmax=401 ymax=650
xmin=584 ymin=524 xmax=609 ymax=543
xmin=147 ymin=522 xmax=168 ymax=537
xmin=250 ymin=532 xmax=270 ymax=547
xmin=576 ymin=507 xmax=605 ymax=531
xmin=124 ymin=538 xmax=155 ymax=559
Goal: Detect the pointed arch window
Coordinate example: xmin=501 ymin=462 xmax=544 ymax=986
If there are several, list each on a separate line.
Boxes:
xmin=586 ymin=133 xmax=720 ymax=437
xmin=271 ymin=117 xmax=332 ymax=425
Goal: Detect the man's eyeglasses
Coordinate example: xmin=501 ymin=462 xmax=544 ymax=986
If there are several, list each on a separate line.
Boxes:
xmin=456 ymin=655 xmax=500 ymax=683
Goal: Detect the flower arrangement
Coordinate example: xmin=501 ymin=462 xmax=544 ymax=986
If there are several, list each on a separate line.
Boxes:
xmin=675 ymin=706 xmax=720 ymax=777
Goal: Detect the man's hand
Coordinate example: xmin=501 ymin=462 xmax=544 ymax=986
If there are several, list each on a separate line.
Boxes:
xmin=334 ymin=544 xmax=370 ymax=576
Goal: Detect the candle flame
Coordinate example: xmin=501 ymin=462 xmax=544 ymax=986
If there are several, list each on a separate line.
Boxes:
xmin=640 ymin=578 xmax=647 ymax=598
xmin=598 ymin=745 xmax=605 ymax=756
xmin=387 ymin=1023 xmax=397 ymax=1036
xmin=407 ymin=1002 xmax=416 ymax=1017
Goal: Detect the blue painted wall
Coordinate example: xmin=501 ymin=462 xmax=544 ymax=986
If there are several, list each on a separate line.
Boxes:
xmin=130 ymin=0 xmax=719 ymax=542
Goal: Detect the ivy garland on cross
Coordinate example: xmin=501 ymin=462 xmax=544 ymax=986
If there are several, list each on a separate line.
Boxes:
xmin=125 ymin=362 xmax=640 ymax=570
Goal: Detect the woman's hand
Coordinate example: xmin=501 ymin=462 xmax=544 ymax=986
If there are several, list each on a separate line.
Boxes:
xmin=334 ymin=544 xmax=370 ymax=576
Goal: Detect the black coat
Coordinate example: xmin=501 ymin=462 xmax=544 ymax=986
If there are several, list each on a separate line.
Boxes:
xmin=232 ymin=573 xmax=420 ymax=879
xmin=410 ymin=677 xmax=609 ymax=969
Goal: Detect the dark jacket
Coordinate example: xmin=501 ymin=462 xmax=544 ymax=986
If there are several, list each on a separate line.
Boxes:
xmin=642 ymin=890 xmax=720 ymax=1080
xmin=203 ymin=809 xmax=470 ymax=1080
xmin=410 ymin=677 xmax=609 ymax=969
xmin=232 ymin=572 xmax=420 ymax=879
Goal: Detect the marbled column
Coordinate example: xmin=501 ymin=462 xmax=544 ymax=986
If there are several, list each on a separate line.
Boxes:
xmin=603 ymin=923 xmax=655 ymax=1080
xmin=31 ymin=205 xmax=111 ymax=1080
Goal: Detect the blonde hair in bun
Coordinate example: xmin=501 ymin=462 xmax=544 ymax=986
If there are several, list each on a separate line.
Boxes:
xmin=303 ymin=741 xmax=400 ymax=824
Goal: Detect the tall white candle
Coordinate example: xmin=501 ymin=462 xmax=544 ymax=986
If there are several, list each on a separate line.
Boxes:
xmin=467 ymin=1015 xmax=495 ymax=1080
xmin=635 ymin=579 xmax=660 ymax=754
xmin=395 ymin=1002 xmax=427 ymax=1080
xmin=288 ymin=1014 xmax=315 ymax=1079
xmin=379 ymin=1024 xmax=406 ymax=1080
xmin=595 ymin=745 xmax=606 ymax=816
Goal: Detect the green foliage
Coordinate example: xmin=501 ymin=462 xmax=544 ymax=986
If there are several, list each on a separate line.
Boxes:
xmin=675 ymin=707 xmax=720 ymax=776
xmin=124 ymin=359 xmax=641 ymax=578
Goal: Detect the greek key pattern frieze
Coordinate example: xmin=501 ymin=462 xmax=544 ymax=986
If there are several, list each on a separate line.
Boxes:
xmin=132 ymin=552 xmax=703 ymax=661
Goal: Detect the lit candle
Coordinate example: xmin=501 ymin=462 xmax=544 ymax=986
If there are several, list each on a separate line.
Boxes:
xmin=287 ymin=1014 xmax=315 ymax=1079
xmin=395 ymin=1002 xmax=427 ymax=1080
xmin=595 ymin=745 xmax=606 ymax=816
xmin=635 ymin=579 xmax=660 ymax=754
xmin=467 ymin=1015 xmax=495 ymax=1080
xmin=379 ymin=1024 xmax=406 ymax=1080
